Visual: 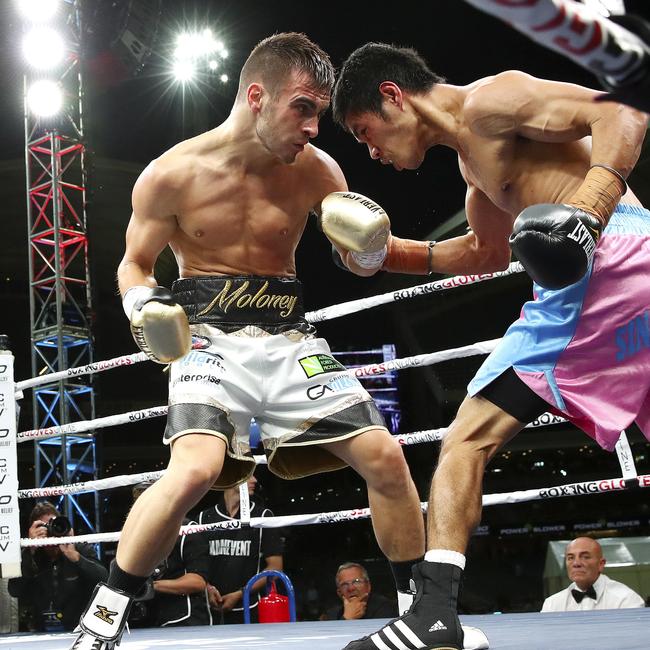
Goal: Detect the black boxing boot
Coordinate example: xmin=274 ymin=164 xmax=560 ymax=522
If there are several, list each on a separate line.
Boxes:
xmin=343 ymin=561 xmax=463 ymax=650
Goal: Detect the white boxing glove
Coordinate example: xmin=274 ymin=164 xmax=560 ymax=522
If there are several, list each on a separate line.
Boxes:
xmin=122 ymin=286 xmax=191 ymax=364
xmin=320 ymin=191 xmax=390 ymax=269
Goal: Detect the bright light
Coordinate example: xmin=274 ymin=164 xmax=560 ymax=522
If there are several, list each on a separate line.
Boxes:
xmin=171 ymin=27 xmax=229 ymax=79
xmin=26 ymin=79 xmax=63 ymax=117
xmin=173 ymin=60 xmax=195 ymax=83
xmin=16 ymin=0 xmax=59 ymax=22
xmin=220 ymin=74 xmax=228 ymax=83
xmin=22 ymin=27 xmax=65 ymax=69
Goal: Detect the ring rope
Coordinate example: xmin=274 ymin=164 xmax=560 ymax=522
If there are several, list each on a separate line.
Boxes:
xmin=17 ymin=415 xmax=570 ymax=500
xmin=305 ymin=262 xmax=523 ymax=323
xmin=22 ymin=474 xmax=650 ymax=548
xmin=14 ymin=265 xmax=522 ymax=396
xmin=16 ymin=338 xmax=501 ymax=443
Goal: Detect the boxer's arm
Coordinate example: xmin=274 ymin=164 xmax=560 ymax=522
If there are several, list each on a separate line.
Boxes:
xmin=117 ymin=161 xmax=180 ymax=296
xmin=469 ymin=71 xmax=647 ymax=222
xmin=310 ymin=150 xmax=385 ymax=277
xmin=390 ymin=185 xmax=512 ymax=276
xmin=118 ymin=161 xmax=191 ymax=363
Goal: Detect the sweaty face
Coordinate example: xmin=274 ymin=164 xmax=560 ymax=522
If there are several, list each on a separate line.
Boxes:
xmin=346 ymin=109 xmax=423 ymax=171
xmin=256 ymin=71 xmax=330 ymax=164
xmin=565 ymin=539 xmax=605 ymax=590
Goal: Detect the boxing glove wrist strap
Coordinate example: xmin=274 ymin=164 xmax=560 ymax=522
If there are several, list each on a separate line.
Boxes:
xmin=382 ymin=239 xmax=435 ymax=275
xmin=568 ymin=165 xmax=627 ymax=224
xmin=351 ymin=246 xmax=388 ymax=269
xmin=122 ymin=286 xmax=154 ymax=319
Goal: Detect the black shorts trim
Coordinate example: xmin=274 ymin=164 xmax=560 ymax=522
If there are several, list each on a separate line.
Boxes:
xmin=164 ymin=402 xmax=235 ymax=442
xmin=478 ymin=367 xmax=550 ymax=424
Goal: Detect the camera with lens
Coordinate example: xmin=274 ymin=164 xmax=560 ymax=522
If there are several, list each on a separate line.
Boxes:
xmin=45 ymin=516 xmax=72 ymax=537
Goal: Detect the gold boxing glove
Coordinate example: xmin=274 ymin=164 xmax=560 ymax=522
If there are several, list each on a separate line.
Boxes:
xmin=319 ymin=191 xmax=391 ymax=269
xmin=123 ymin=286 xmax=191 ymax=364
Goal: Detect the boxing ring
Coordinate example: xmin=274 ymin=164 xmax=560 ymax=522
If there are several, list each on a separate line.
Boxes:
xmin=3 ymin=263 xmax=649 ymax=649
xmin=2 ymin=609 xmax=650 ymax=649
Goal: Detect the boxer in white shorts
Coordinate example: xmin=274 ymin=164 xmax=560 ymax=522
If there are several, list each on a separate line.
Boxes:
xmin=165 ymin=274 xmax=386 ymax=488
xmin=69 ymin=33 xmax=431 ymax=650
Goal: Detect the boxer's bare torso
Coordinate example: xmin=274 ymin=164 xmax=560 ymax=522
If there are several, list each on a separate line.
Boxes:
xmin=346 ymin=70 xmax=645 ymax=273
xmin=454 ymin=72 xmax=642 ymax=221
xmin=118 ymin=70 xmax=344 ymax=292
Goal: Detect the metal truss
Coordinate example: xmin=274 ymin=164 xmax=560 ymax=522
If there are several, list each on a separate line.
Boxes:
xmin=24 ymin=1 xmax=99 ymax=533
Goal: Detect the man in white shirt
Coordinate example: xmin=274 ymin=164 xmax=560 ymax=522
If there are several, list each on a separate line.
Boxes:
xmin=541 ymin=537 xmax=645 ymax=612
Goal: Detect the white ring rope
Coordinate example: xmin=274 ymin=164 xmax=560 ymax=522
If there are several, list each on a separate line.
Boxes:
xmin=17 ymin=416 xmax=568 ymax=500
xmin=22 ymin=474 xmax=650 ymax=547
xmin=305 ymin=262 xmax=523 ymax=323
xmin=16 ymin=339 xmax=502 ymax=443
xmin=15 ymin=351 xmax=149 ymax=393
xmin=14 ymin=264 xmax=522 ymax=396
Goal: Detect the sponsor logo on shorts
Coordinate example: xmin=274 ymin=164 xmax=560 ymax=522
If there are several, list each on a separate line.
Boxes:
xmin=298 ymin=354 xmax=345 ymax=378
xmin=615 ymin=310 xmax=650 ymax=362
xmin=174 ymin=373 xmax=221 ymax=386
xmin=93 ymin=605 xmax=118 ymax=625
xmin=180 ymin=350 xmax=225 ymax=370
xmin=306 ymin=374 xmax=360 ymax=400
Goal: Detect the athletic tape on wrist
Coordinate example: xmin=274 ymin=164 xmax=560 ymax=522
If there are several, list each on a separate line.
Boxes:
xmin=122 ymin=286 xmax=152 ymax=319
xmin=590 ymin=164 xmax=628 ymax=194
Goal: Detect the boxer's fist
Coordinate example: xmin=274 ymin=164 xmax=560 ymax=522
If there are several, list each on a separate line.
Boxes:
xmin=123 ymin=286 xmax=191 ymax=364
xmin=320 ymin=191 xmax=390 ymax=269
xmin=509 ymin=204 xmax=603 ymax=290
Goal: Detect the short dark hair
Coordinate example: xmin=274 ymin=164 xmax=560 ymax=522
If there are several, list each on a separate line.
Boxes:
xmin=29 ymin=500 xmax=59 ymax=525
xmin=237 ymin=32 xmax=334 ymax=100
xmin=332 ymin=43 xmax=444 ymax=128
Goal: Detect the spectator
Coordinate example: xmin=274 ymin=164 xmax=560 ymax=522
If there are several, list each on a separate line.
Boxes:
xmin=321 ymin=562 xmax=397 ymax=621
xmin=8 ymin=501 xmax=107 ymax=631
xmin=541 ymin=537 xmax=645 ymax=611
xmin=198 ymin=475 xmax=284 ymax=623
xmin=131 ymin=481 xmax=211 ymax=627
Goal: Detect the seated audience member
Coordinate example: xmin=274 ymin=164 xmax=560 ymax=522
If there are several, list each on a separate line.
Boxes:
xmin=8 ymin=501 xmax=107 ymax=631
xmin=198 ymin=474 xmax=285 ymax=624
xmin=542 ymin=537 xmax=645 ymax=611
xmin=321 ymin=562 xmax=397 ymax=621
xmin=131 ymin=480 xmax=211 ymax=627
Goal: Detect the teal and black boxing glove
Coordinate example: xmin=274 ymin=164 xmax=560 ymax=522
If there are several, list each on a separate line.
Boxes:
xmin=509 ymin=204 xmax=602 ymax=290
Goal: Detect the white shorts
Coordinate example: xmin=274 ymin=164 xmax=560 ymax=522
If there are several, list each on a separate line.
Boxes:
xmin=165 ymin=323 xmax=387 ymax=488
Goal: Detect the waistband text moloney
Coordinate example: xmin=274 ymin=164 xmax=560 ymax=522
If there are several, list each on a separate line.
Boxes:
xmin=197 ymin=279 xmax=298 ymax=319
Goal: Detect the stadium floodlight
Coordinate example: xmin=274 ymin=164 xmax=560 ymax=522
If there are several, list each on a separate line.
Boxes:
xmin=16 ymin=0 xmax=60 ymax=23
xmin=172 ymin=60 xmax=195 ymax=83
xmin=220 ymin=74 xmax=228 ymax=84
xmin=171 ymin=27 xmax=229 ymax=81
xmin=22 ymin=26 xmax=65 ymax=69
xmin=26 ymin=79 xmax=63 ymax=117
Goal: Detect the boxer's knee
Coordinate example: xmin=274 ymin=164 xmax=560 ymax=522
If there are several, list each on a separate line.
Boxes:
xmin=164 ymin=434 xmax=226 ymax=505
xmin=359 ymin=436 xmax=413 ymax=495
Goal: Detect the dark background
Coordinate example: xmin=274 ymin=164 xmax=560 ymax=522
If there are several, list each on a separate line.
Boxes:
xmin=2 ymin=0 xmax=650 ymax=617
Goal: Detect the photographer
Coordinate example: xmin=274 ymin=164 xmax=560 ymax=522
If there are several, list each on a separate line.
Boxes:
xmin=8 ymin=501 xmax=107 ymax=632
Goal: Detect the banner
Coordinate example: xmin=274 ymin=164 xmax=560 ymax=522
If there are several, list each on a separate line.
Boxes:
xmin=0 ymin=353 xmax=21 ymax=574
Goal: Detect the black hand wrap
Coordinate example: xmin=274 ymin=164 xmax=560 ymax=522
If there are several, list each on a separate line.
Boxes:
xmin=331 ymin=245 xmax=348 ymax=271
xmin=509 ymin=204 xmax=603 ymax=290
xmin=133 ymin=286 xmax=176 ymax=310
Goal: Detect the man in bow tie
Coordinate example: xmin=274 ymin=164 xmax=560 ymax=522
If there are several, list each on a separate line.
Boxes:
xmin=541 ymin=537 xmax=645 ymax=612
